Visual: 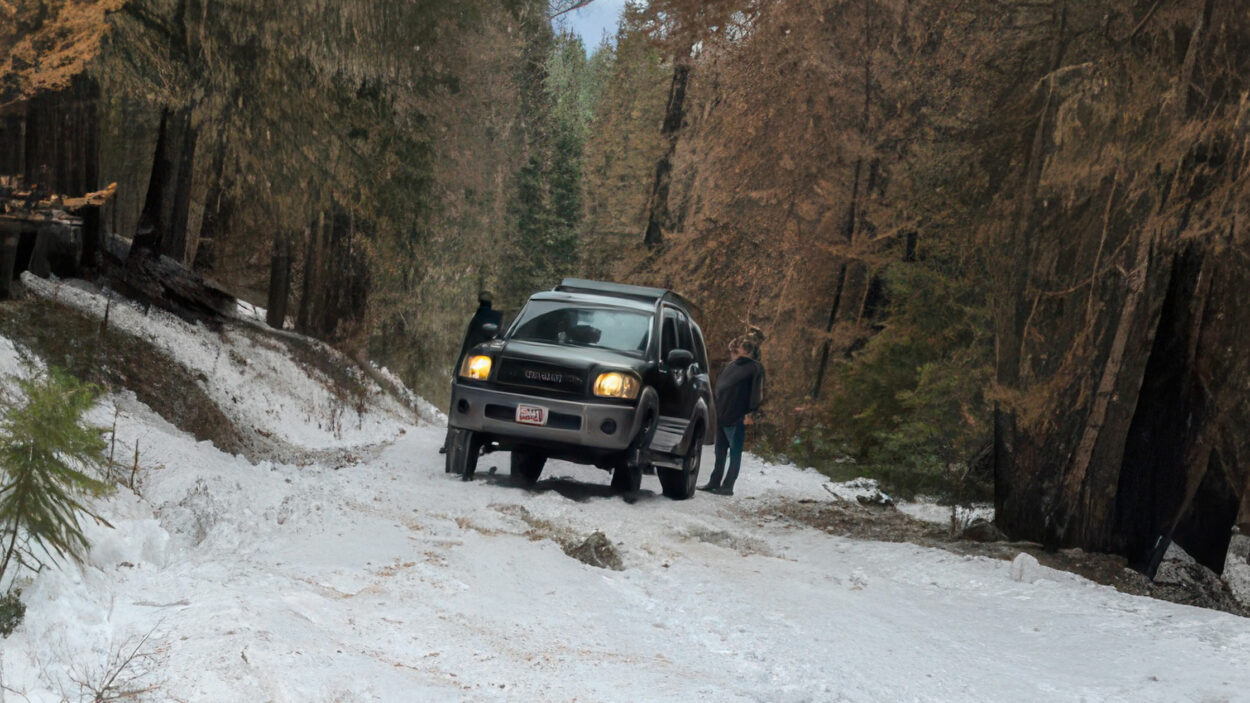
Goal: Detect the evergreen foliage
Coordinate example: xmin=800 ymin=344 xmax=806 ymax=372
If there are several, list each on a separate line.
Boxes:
xmin=820 ymin=264 xmax=993 ymax=500
xmin=0 ymin=368 xmax=111 ymax=585
xmin=502 ymin=28 xmax=590 ymax=302
xmin=0 ymin=588 xmax=22 ymax=637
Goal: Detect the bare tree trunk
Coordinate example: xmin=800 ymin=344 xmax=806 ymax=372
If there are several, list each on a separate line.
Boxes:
xmin=810 ymin=262 xmax=849 ymax=398
xmin=267 ymin=232 xmax=291 ymax=329
xmin=166 ymin=105 xmax=198 ymax=264
xmin=194 ymin=133 xmax=230 ymax=271
xmin=0 ymin=230 xmax=18 ymax=300
xmin=993 ymin=1 xmax=1068 ymax=536
xmin=130 ymin=108 xmax=172 ymax=256
xmin=297 ymin=212 xmax=325 ymax=334
xmin=1060 ymin=224 xmax=1157 ymax=540
xmin=1177 ymin=0 xmax=1216 ymax=118
xmin=643 ymin=47 xmax=693 ymax=249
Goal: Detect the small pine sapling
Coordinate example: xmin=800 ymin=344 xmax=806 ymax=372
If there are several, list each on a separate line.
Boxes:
xmin=0 ymin=368 xmax=112 ymax=587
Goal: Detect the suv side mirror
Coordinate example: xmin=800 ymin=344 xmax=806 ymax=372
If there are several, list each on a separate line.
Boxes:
xmin=666 ymin=348 xmax=694 ymax=369
xmin=481 ymin=322 xmax=499 ymax=338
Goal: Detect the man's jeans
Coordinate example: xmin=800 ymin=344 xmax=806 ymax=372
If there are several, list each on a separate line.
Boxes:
xmin=707 ymin=421 xmax=745 ymax=490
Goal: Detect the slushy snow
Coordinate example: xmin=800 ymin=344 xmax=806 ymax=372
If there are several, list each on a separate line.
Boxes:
xmin=3 ymin=278 xmax=1249 ymax=702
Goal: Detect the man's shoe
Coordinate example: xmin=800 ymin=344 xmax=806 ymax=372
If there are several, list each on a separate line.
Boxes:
xmin=697 ymin=484 xmax=720 ymax=493
xmin=712 ymin=487 xmax=734 ymax=496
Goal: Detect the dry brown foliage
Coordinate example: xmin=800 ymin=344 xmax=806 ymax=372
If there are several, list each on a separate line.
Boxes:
xmin=0 ymin=0 xmax=122 ymax=107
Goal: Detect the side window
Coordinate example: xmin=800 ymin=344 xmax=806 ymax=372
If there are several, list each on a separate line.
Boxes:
xmin=661 ymin=309 xmax=679 ymax=359
xmin=690 ymin=321 xmax=708 ymax=370
xmin=676 ymin=311 xmax=694 ymax=352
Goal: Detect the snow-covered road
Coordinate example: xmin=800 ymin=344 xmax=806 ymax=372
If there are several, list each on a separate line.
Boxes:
xmin=4 ymin=278 xmax=1250 ymax=702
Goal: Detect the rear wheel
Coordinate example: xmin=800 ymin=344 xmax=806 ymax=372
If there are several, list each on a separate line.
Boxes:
xmin=659 ymin=424 xmax=702 ymax=499
xmin=446 ymin=428 xmax=482 ymax=480
xmin=510 ymin=450 xmax=546 ymax=487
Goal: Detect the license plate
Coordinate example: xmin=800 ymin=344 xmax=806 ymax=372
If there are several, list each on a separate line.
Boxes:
xmin=516 ymin=404 xmax=548 ymax=426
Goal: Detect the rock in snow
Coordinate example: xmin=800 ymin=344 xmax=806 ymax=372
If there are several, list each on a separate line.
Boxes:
xmin=1011 ymin=552 xmax=1041 ymax=583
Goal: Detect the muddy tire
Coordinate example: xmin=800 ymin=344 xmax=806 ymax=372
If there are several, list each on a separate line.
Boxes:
xmin=611 ymin=461 xmax=642 ymax=494
xmin=510 ymin=450 xmax=545 ymax=487
xmin=446 ymin=428 xmax=482 ymax=479
xmin=659 ymin=424 xmax=702 ymax=500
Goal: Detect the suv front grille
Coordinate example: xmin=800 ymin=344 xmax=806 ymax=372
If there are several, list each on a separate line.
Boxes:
xmin=495 ymin=358 xmax=587 ymax=397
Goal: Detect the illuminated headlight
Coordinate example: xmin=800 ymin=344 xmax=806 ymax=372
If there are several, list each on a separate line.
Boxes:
xmin=459 ymin=355 xmax=493 ymax=381
xmin=593 ymin=371 xmax=640 ymax=399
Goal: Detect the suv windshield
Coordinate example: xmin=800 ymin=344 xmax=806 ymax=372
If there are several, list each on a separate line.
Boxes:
xmin=509 ymin=301 xmax=651 ymax=355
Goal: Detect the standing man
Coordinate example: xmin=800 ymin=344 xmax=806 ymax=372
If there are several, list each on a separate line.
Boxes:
xmin=443 ymin=291 xmax=503 ymax=461
xmin=458 ymin=291 xmax=503 ymax=365
xmin=699 ymin=336 xmax=764 ymax=496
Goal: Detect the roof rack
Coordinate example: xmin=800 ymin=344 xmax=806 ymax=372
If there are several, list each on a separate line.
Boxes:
xmin=554 ymin=278 xmax=697 ymax=312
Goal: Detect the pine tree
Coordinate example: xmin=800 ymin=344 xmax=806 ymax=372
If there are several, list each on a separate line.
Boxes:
xmin=0 ymin=368 xmax=111 ymax=585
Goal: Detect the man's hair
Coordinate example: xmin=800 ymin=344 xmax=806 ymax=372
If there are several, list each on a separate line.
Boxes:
xmin=478 ymin=290 xmax=493 ymax=305
xmin=735 ymin=337 xmax=758 ymax=358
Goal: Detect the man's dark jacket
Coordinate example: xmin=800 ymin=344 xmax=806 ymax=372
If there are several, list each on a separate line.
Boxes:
xmin=459 ymin=303 xmax=503 ymax=361
xmin=715 ymin=357 xmax=764 ymax=427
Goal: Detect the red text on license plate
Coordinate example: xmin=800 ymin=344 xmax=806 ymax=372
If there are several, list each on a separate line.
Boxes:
xmin=516 ymin=405 xmax=547 ymax=426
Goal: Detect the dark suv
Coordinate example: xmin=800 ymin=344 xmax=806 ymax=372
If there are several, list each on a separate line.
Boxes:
xmin=445 ymin=278 xmax=715 ymax=499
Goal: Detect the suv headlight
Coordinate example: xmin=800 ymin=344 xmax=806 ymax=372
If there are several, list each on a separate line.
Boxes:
xmin=459 ymin=355 xmax=493 ymax=381
xmin=593 ymin=371 xmax=640 ymax=400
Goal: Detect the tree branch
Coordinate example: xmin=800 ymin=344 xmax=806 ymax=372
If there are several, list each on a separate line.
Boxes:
xmin=548 ymin=0 xmax=594 ymax=20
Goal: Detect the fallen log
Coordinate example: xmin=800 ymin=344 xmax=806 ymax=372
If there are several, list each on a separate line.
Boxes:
xmin=113 ymin=245 xmax=236 ymax=327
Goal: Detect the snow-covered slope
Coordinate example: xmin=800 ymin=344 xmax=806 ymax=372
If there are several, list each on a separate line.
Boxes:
xmin=2 ymin=280 xmax=1249 ymax=702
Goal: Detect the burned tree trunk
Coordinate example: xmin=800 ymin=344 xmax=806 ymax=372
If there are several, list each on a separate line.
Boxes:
xmin=993 ymin=0 xmax=1250 ymax=575
xmin=130 ymin=108 xmax=172 ymax=256
xmin=267 ymin=232 xmax=291 ymax=329
xmin=643 ymin=48 xmax=693 ymax=249
xmin=165 ymin=105 xmax=198 ymax=265
xmin=810 ymin=262 xmax=849 ymax=398
xmin=993 ymin=0 xmax=1070 ymax=544
xmin=130 ymin=104 xmax=196 ymax=261
xmin=118 ymin=105 xmax=233 ymax=325
xmin=0 ymin=229 xmax=17 ymax=300
xmin=294 ymin=204 xmax=370 ymax=344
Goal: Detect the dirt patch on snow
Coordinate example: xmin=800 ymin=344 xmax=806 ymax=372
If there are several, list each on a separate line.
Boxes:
xmin=0 ymin=297 xmax=247 ymax=456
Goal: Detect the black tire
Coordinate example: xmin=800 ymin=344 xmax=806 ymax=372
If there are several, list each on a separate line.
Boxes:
xmin=443 ymin=429 xmax=456 ymax=473
xmin=612 ymin=411 xmax=655 ymax=495
xmin=446 ymin=428 xmax=482 ymax=479
xmin=611 ymin=461 xmax=642 ymax=494
xmin=659 ymin=424 xmax=702 ymax=499
xmin=510 ymin=450 xmax=546 ymax=487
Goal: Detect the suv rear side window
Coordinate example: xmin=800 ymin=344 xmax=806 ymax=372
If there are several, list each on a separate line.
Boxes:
xmin=661 ymin=309 xmax=680 ymax=358
xmin=676 ymin=311 xmax=694 ymax=352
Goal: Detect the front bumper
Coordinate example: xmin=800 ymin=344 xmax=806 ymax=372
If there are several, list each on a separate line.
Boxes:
xmin=448 ymin=383 xmax=641 ymax=451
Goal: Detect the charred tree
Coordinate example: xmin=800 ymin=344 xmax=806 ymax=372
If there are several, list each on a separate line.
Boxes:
xmin=165 ymin=104 xmax=198 ymax=265
xmin=643 ymin=48 xmax=693 ymax=249
xmin=991 ymin=0 xmax=1250 ymax=577
xmin=993 ymin=0 xmax=1070 ymax=546
xmin=119 ymin=106 xmax=233 ymax=325
xmin=266 ymin=232 xmax=291 ymax=330
xmin=296 ymin=204 xmax=370 ymax=345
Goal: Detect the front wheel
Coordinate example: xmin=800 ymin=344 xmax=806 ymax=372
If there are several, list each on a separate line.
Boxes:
xmin=446 ymin=428 xmax=482 ymax=479
xmin=658 ymin=425 xmax=702 ymax=499
xmin=612 ymin=411 xmax=655 ymax=496
xmin=510 ymin=450 xmax=545 ymax=487
xmin=611 ymin=461 xmax=642 ymax=494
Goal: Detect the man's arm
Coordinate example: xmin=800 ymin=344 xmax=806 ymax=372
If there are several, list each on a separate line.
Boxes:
xmin=749 ymin=364 xmax=765 ymax=413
